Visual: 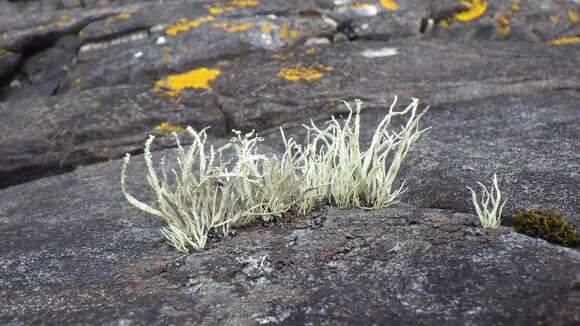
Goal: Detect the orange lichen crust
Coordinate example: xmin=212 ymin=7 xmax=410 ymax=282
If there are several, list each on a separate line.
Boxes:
xmin=549 ymin=13 xmax=561 ymax=24
xmin=213 ymin=21 xmax=253 ymax=32
xmin=105 ymin=11 xmax=135 ymax=24
xmin=279 ymin=24 xmax=298 ymax=40
xmin=277 ymin=65 xmax=333 ymax=81
xmin=207 ymin=0 xmax=259 ymax=15
xmin=154 ymin=68 xmax=221 ymax=96
xmin=56 ymin=15 xmax=73 ymax=27
xmin=495 ymin=14 xmax=511 ymax=36
xmin=568 ymin=10 xmax=579 ymax=23
xmin=165 ymin=16 xmax=214 ymax=36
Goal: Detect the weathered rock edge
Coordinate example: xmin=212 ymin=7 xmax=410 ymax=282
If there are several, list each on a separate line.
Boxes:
xmin=1 ymin=143 xmax=578 ymax=325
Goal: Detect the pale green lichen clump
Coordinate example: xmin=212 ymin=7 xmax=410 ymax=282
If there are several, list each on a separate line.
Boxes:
xmin=467 ymin=174 xmax=507 ymax=229
xmin=121 ymin=97 xmax=430 ymax=252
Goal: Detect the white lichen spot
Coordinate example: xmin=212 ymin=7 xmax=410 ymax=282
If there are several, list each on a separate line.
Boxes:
xmin=305 ymin=37 xmax=331 ymax=46
xmin=156 ymin=36 xmax=166 ymax=44
xmin=80 ymin=31 xmax=148 ymax=52
xmin=149 ymin=24 xmax=165 ymax=33
xmin=134 ymin=51 xmax=143 ymax=58
xmin=323 ymin=16 xmax=339 ymax=28
xmin=361 ymin=47 xmax=399 ymax=58
xmin=336 ymin=4 xmax=378 ymax=17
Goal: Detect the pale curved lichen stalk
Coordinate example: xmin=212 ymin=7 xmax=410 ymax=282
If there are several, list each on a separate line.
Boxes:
xmin=120 ymin=96 xmax=430 ymax=252
xmin=467 ymin=174 xmax=507 ymax=229
xmin=294 ymin=96 xmax=430 ymax=210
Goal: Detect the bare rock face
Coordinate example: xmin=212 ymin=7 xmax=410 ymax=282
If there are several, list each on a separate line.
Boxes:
xmin=1 ymin=0 xmax=579 ymax=324
xmin=0 ymin=152 xmax=579 ymax=325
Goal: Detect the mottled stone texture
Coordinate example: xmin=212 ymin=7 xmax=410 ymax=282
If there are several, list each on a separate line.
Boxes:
xmin=1 ymin=0 xmax=579 ymax=324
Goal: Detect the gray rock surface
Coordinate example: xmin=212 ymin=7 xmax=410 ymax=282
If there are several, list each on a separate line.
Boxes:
xmin=0 ymin=85 xmax=225 ymax=188
xmin=3 ymin=39 xmax=579 ymax=192
xmin=1 ymin=0 xmax=579 ymax=324
xmin=261 ymin=89 xmax=580 ymax=226
xmin=1 ymin=147 xmax=579 ymax=325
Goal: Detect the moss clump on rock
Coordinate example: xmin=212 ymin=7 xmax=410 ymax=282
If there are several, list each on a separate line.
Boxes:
xmin=514 ymin=208 xmax=578 ymax=247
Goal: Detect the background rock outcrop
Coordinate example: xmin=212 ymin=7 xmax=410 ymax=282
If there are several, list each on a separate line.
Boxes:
xmin=1 ymin=0 xmax=579 ymax=324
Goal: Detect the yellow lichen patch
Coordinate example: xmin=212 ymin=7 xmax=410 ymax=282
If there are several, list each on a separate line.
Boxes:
xmin=208 ymin=7 xmax=224 ymax=14
xmin=277 ymin=65 xmax=333 ymax=81
xmin=0 ymin=48 xmax=10 ymax=56
xmin=318 ymin=65 xmax=333 ymax=72
xmin=230 ymin=0 xmax=258 ymax=6
xmin=153 ymin=122 xmax=186 ymax=133
xmin=165 ymin=16 xmax=214 ymax=36
xmin=548 ymin=35 xmax=580 ymax=45
xmin=272 ymin=52 xmax=295 ymax=60
xmin=440 ymin=19 xmax=450 ymax=28
xmin=350 ymin=3 xmax=366 ymax=8
xmin=306 ymin=48 xmax=316 ymax=55
xmin=162 ymin=47 xmax=170 ymax=65
xmin=495 ymin=14 xmax=511 ymax=36
xmin=115 ymin=12 xmax=133 ymax=20
xmin=213 ymin=21 xmax=253 ymax=32
xmin=154 ymin=68 xmax=221 ymax=96
xmin=549 ymin=13 xmax=561 ymax=24
xmin=217 ymin=60 xmax=231 ymax=66
xmin=207 ymin=0 xmax=258 ymax=15
xmin=279 ymin=24 xmax=299 ymax=40
xmin=379 ymin=0 xmax=400 ymax=10
xmin=279 ymin=25 xmax=289 ymax=39
xmin=260 ymin=22 xmax=273 ymax=34
xmin=90 ymin=100 xmax=102 ymax=109
xmin=73 ymin=78 xmax=81 ymax=86
xmin=511 ymin=1 xmax=520 ymax=12
xmin=568 ymin=10 xmax=579 ymax=23
xmin=56 ymin=15 xmax=73 ymax=27
xmin=105 ymin=11 xmax=134 ymax=23
xmin=454 ymin=0 xmax=488 ymax=22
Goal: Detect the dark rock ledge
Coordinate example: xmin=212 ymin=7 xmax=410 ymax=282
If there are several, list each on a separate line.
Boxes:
xmin=0 ymin=1 xmax=579 ymax=324
xmin=0 ymin=147 xmax=579 ymax=325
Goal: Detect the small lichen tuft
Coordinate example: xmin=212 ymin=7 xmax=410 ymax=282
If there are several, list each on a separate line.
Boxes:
xmin=514 ymin=208 xmax=578 ymax=247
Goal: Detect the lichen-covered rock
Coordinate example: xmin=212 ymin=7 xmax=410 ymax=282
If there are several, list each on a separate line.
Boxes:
xmin=0 ymin=85 xmax=225 ymax=188
xmin=267 ymin=90 xmax=579 ymax=226
xmin=207 ymin=39 xmax=580 ymax=131
xmin=0 ymin=49 xmax=21 ymax=82
xmin=0 ymin=2 xmax=579 ymax=324
xmin=62 ymin=14 xmax=336 ymax=93
xmin=4 ymin=35 xmax=81 ymax=101
xmin=0 ymin=151 xmax=578 ymax=325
